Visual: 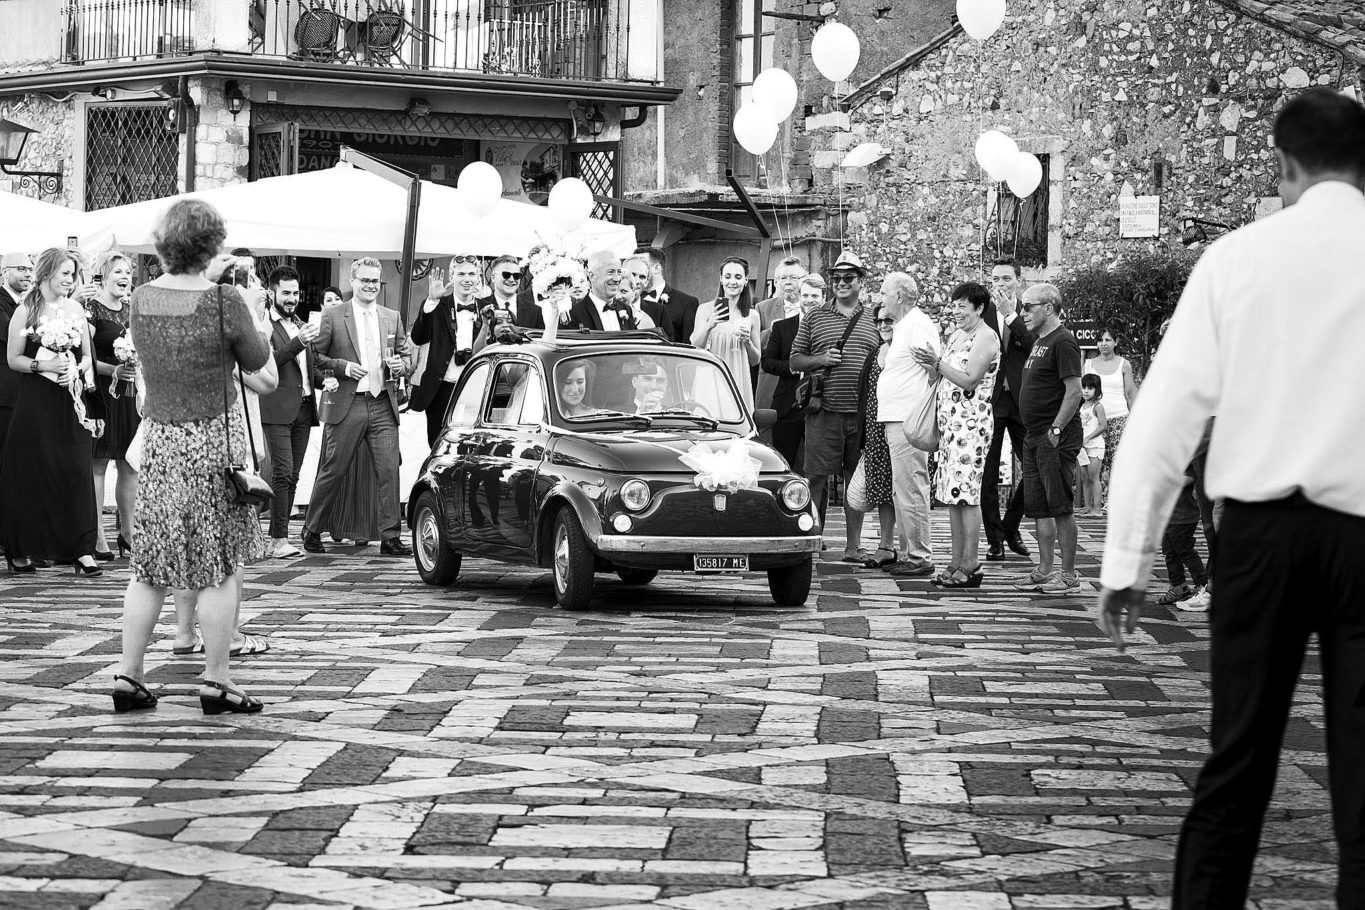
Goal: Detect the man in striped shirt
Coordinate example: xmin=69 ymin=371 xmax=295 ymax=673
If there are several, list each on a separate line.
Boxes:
xmin=788 ymin=252 xmax=883 ymax=560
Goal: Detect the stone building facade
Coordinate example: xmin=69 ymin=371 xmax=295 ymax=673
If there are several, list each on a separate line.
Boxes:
xmin=802 ymin=0 xmax=1365 ymax=307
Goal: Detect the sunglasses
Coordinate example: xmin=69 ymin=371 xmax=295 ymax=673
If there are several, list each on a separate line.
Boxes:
xmin=497 ymin=271 xmax=520 ymax=281
xmin=451 ymin=255 xmax=479 ymax=264
xmin=874 ymin=317 xmax=896 ymax=326
xmin=829 ymin=274 xmax=860 ymax=285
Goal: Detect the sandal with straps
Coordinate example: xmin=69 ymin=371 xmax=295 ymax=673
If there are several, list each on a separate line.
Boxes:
xmin=930 ymin=565 xmax=960 ymax=586
xmin=111 ymin=675 xmax=159 ymax=713
xmin=200 ymin=681 xmax=264 ymax=715
xmin=941 ymin=565 xmax=984 ymax=589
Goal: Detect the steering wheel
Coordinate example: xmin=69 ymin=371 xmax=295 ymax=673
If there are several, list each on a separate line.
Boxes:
xmin=673 ymin=399 xmax=712 ymax=418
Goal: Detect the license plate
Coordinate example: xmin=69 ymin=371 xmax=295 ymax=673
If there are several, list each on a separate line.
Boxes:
xmin=694 ymin=554 xmax=748 ymax=573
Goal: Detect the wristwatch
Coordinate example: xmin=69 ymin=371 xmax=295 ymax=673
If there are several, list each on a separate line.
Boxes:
xmin=1048 ymin=426 xmax=1061 ymax=439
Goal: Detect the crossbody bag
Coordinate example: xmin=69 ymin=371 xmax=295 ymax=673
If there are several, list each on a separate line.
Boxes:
xmin=217 ymin=286 xmax=274 ymax=509
xmin=798 ymin=308 xmax=864 ymax=414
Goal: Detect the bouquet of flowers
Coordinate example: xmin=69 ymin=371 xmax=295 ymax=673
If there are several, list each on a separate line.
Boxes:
xmin=110 ymin=332 xmax=138 ymax=399
xmin=30 ymin=312 xmax=83 ymax=387
xmin=530 ymin=253 xmax=588 ymax=341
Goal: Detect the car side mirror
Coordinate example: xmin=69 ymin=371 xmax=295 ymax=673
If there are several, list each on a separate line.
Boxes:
xmin=752 ymin=408 xmax=777 ymax=430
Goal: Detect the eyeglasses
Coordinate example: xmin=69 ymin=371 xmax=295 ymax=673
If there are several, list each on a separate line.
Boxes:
xmin=829 ymin=274 xmax=859 ymax=285
xmin=874 ymin=317 xmax=897 ymax=326
xmin=1021 ymin=301 xmax=1048 ymax=311
xmin=355 ymin=278 xmax=382 ymax=287
xmin=498 ymin=271 xmax=520 ymax=281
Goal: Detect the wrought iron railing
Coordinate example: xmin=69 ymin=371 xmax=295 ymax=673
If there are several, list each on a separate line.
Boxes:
xmin=63 ymin=0 xmax=196 ymax=62
xmin=62 ymin=0 xmax=640 ymax=82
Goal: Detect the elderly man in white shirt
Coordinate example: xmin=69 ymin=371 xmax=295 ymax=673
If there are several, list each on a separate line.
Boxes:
xmin=877 ymin=272 xmax=940 ymax=577
xmin=1099 ymin=88 xmax=1365 ymax=908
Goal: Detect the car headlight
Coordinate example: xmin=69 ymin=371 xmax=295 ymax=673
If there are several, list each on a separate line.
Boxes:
xmin=781 ymin=479 xmax=811 ymax=511
xmin=620 ymin=479 xmax=652 ymax=512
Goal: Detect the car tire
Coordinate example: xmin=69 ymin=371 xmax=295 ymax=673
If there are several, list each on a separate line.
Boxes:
xmin=552 ymin=508 xmax=595 ymax=611
xmin=767 ymin=557 xmax=813 ymax=606
xmin=615 ymin=568 xmax=658 ymax=586
xmin=412 ymin=490 xmax=461 ymax=586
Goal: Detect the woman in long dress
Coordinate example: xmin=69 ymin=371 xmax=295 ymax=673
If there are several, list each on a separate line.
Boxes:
xmin=1 ymin=248 xmax=103 ymax=576
xmin=690 ymin=256 xmax=762 ymax=411
xmin=87 ymin=251 xmax=141 ymax=559
xmin=914 ymin=282 xmax=1000 ymax=588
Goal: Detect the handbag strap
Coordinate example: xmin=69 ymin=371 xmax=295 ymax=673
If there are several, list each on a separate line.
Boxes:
xmin=215 ymin=286 xmax=263 ymax=472
xmin=821 ymin=307 xmax=864 ymax=377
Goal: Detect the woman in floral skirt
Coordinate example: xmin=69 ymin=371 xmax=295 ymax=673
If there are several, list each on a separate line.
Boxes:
xmin=856 ymin=302 xmax=900 ymax=568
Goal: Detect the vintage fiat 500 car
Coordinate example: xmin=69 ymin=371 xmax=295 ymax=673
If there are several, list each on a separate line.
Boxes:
xmin=407 ymin=332 xmax=821 ymax=610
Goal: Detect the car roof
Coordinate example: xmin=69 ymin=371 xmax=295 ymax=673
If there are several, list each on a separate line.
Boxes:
xmin=479 ymin=331 xmax=717 ymax=364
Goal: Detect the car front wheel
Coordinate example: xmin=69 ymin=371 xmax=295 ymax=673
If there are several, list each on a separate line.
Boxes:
xmin=552 ymin=508 xmax=595 ymax=610
xmin=615 ymin=568 xmax=658 ymax=586
xmin=412 ymin=490 xmax=461 ymax=586
xmin=767 ymin=557 xmax=812 ymax=606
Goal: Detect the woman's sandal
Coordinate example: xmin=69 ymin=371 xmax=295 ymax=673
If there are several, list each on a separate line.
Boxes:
xmin=941 ymin=565 xmax=984 ymax=589
xmin=862 ymin=548 xmax=898 ymax=569
xmin=200 ymin=681 xmax=264 ymax=715
xmin=111 ymin=675 xmax=159 ymax=713
xmin=229 ymin=634 xmax=271 ymax=657
xmin=930 ymin=566 xmax=960 ymax=586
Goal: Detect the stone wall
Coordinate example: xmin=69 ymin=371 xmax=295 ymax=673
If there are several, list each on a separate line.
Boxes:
xmin=0 ymin=95 xmax=77 ymax=206
xmin=188 ymin=78 xmax=250 ymax=190
xmin=804 ymin=0 xmax=1361 ymax=311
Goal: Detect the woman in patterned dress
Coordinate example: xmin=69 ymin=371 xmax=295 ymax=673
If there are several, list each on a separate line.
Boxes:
xmin=86 ymin=251 xmax=140 ymax=559
xmin=112 ymin=199 xmax=279 ymax=716
xmin=857 ymin=302 xmax=900 ymax=568
xmin=914 ymin=282 xmax=1000 ymax=588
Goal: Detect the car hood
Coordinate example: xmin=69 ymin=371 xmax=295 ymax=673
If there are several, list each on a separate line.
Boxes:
xmin=550 ymin=430 xmax=791 ymax=474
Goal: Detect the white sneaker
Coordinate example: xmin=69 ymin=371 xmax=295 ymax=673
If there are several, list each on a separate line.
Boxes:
xmin=1179 ymin=586 xmax=1211 ymax=611
xmin=271 ymin=539 xmax=302 ymax=558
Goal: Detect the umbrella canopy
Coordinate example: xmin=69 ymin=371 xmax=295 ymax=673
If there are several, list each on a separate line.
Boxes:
xmin=0 ymin=190 xmax=86 ymax=256
xmin=79 ymin=165 xmax=636 ymax=259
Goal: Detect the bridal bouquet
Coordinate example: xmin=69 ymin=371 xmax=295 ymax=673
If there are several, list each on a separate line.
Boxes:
xmin=30 ymin=312 xmax=83 ymax=387
xmin=110 ymin=332 xmax=138 ymax=399
xmin=678 ymin=440 xmax=762 ymax=494
xmin=530 ymin=254 xmax=587 ymax=341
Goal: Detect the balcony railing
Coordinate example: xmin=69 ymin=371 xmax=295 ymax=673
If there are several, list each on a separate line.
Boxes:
xmin=61 ymin=0 xmax=657 ymax=82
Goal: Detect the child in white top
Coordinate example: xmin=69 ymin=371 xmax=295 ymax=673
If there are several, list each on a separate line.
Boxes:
xmin=1077 ymin=373 xmax=1108 ymax=516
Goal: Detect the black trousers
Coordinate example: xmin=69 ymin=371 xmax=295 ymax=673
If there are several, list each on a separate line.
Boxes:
xmin=425 ymin=381 xmax=457 ymax=447
xmin=772 ymin=418 xmax=804 ymax=475
xmin=1174 ymin=496 xmax=1365 ymax=909
xmin=263 ymin=397 xmax=315 ymax=539
xmin=1161 ymin=520 xmax=1206 ymax=588
xmin=1190 ymin=446 xmax=1218 ymax=579
xmin=981 ymin=411 xmax=1026 ymax=545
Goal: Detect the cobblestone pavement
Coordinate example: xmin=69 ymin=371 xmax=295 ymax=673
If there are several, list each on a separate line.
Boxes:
xmin=0 ymin=512 xmax=1333 ymax=910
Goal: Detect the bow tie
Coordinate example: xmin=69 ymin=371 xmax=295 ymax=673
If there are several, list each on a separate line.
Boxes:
xmin=455 ymin=303 xmax=479 ymax=314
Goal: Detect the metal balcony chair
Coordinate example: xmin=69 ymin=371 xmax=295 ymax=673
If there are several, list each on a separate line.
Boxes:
xmin=292 ymin=5 xmax=342 ymax=61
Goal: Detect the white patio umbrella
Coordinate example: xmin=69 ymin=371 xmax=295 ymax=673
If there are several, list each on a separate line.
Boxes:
xmin=0 ymin=189 xmax=86 ymax=256
xmin=79 ymin=164 xmax=636 ymax=259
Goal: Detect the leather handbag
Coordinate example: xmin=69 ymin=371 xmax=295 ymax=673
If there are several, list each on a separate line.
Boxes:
xmin=217 ymin=287 xmax=274 ymax=510
xmin=902 ymin=379 xmax=942 ymax=452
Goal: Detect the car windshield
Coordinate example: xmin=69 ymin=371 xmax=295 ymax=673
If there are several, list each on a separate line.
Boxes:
xmin=553 ymin=352 xmax=747 ymax=426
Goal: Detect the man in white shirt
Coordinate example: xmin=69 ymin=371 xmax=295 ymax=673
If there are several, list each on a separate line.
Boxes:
xmin=877 ymin=272 xmax=940 ymax=576
xmin=1099 ymin=88 xmax=1365 ymax=908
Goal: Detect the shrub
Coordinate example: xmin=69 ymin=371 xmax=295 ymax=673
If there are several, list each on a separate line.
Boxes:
xmin=1054 ymin=250 xmax=1196 ymax=376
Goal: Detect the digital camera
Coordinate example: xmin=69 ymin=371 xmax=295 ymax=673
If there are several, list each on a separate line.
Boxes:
xmin=453 ymin=348 xmax=474 ymax=367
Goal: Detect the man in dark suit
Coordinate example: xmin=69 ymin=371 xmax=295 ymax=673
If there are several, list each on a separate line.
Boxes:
xmin=303 ymin=257 xmax=415 ymax=557
xmin=639 ymin=247 xmax=700 ymax=344
xmin=981 ymin=258 xmax=1035 ymax=561
xmin=623 ymin=254 xmax=668 ymax=329
xmin=259 ymin=265 xmax=321 ymax=559
xmin=761 ymin=308 xmax=807 ymax=473
xmin=0 ymin=252 xmax=31 ymax=476
xmin=411 ymin=255 xmax=485 ymax=446
xmin=478 ymin=254 xmax=526 ymax=340
xmin=567 ymin=250 xmax=644 ymax=331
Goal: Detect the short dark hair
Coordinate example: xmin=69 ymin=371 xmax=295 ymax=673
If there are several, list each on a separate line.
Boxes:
xmin=231 ymin=247 xmax=254 ymax=258
xmin=1099 ymin=327 xmax=1120 ymax=345
xmin=322 ymin=285 xmax=343 ymax=300
xmin=1081 ymin=373 xmax=1103 ymax=397
xmin=642 ymin=247 xmax=666 ymax=268
xmin=949 ymin=280 xmax=992 ymax=314
xmin=155 ymin=199 xmax=226 ymax=275
xmin=268 ymin=265 xmax=300 ymax=288
xmin=991 ymin=257 xmax=1021 ymax=277
xmin=1273 ymin=87 xmax=1365 ymax=176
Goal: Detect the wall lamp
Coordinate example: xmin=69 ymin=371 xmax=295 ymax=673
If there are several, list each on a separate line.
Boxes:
xmin=1180 ymin=216 xmax=1231 ymax=248
xmin=224 ymin=80 xmax=245 ymax=119
xmin=406 ymin=96 xmax=432 ymax=117
xmin=0 ymin=118 xmax=63 ymax=196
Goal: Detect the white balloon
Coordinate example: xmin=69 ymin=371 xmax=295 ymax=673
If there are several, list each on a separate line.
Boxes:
xmin=956 ymin=0 xmax=1006 ymax=41
xmin=973 ymin=129 xmax=1018 ymax=181
xmin=457 ymin=161 xmax=502 ymax=217
xmin=733 ymin=102 xmax=779 ymax=156
xmin=752 ymin=68 xmax=799 ymax=121
xmin=548 ymin=177 xmax=594 ymax=233
xmin=1006 ymin=152 xmax=1044 ymax=197
xmin=811 ymin=22 xmax=860 ymax=83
